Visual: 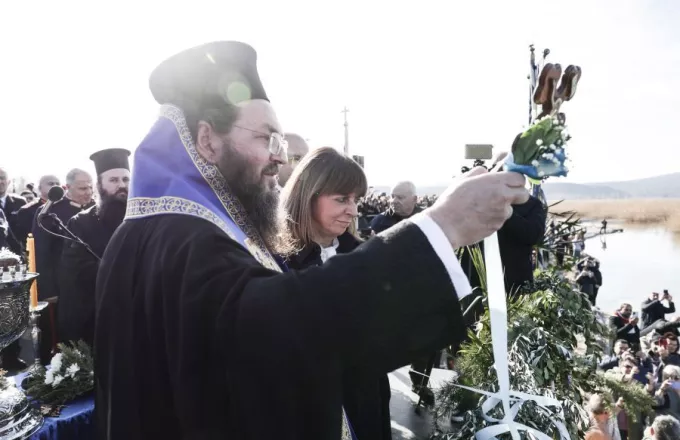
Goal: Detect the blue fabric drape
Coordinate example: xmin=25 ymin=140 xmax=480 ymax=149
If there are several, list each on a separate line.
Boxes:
xmin=12 ymin=372 xmax=94 ymax=440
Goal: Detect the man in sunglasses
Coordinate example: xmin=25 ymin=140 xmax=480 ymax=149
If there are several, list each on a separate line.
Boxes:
xmin=278 ymin=132 xmax=310 ymax=187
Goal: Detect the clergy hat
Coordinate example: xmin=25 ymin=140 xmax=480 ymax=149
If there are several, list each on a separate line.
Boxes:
xmin=89 ymin=148 xmax=131 ymax=176
xmin=149 ymin=41 xmax=268 ymax=108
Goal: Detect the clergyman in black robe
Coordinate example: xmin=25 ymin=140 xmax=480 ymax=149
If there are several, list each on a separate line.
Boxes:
xmin=95 ymin=42 xmax=521 ymax=440
xmin=58 ymin=148 xmax=130 ymax=347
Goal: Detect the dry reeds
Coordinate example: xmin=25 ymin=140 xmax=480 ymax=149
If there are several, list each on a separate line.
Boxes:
xmin=549 ymin=199 xmax=680 ymax=233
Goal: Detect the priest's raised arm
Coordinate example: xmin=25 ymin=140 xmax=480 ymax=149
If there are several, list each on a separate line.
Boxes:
xmin=94 ymin=40 xmax=530 ymax=440
xmin=95 ymin=167 xmax=527 ymax=440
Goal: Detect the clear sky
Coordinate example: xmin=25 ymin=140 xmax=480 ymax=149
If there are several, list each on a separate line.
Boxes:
xmin=2 ymin=0 xmax=678 ymax=188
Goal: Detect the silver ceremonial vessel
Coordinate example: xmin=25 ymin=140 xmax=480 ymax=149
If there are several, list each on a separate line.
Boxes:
xmin=0 ymin=270 xmax=44 ymax=439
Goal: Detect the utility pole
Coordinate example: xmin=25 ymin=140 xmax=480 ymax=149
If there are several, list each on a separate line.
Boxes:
xmin=342 ymin=106 xmax=349 ymax=155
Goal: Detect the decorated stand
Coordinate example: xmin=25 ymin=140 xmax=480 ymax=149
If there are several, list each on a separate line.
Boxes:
xmin=431 ymin=46 xmax=658 ymax=440
xmin=469 ymin=45 xmax=580 ymax=440
xmin=432 ymin=46 xmax=583 ymax=439
xmin=0 ymin=248 xmax=44 ymax=439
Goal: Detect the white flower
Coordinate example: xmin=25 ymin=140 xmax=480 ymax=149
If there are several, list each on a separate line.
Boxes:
xmin=538 ymin=170 xmax=545 ymax=177
xmin=535 ymin=139 xmax=543 ymax=146
xmin=50 ymin=353 xmax=63 ymax=372
xmin=531 ymin=160 xmax=539 ymax=167
xmin=52 ymin=375 xmax=64 ymax=387
xmin=44 ymin=370 xmax=54 ymax=385
xmin=67 ymin=364 xmax=80 ymax=378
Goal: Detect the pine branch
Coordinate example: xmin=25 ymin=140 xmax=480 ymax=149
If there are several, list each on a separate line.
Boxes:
xmin=432 ymin=214 xmax=617 ymax=439
xmin=24 ymin=340 xmax=94 ymax=406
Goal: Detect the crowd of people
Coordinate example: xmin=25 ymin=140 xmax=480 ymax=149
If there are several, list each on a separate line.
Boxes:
xmin=0 ymin=40 xmax=676 ymax=440
xmin=587 ymin=291 xmax=680 ymax=439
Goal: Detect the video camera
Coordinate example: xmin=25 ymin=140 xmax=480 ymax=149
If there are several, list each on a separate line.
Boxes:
xmin=462 ymin=144 xmax=493 ymax=173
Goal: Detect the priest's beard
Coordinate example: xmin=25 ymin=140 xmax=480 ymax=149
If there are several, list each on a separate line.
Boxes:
xmin=99 ymin=187 xmax=128 ymax=229
xmin=217 ymin=144 xmax=280 ymax=250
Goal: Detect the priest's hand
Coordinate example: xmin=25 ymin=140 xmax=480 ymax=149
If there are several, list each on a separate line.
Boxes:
xmin=426 ymin=166 xmax=529 ymax=249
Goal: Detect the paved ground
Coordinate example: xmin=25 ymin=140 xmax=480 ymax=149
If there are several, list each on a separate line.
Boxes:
xmin=388 ymin=366 xmax=456 ymax=440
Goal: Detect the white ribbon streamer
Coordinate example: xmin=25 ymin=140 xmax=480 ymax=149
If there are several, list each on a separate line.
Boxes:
xmin=454 ymin=232 xmax=571 ymax=440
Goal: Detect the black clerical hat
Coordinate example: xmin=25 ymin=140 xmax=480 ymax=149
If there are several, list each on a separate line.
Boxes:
xmin=149 ymin=41 xmax=268 ymax=108
xmin=89 ymin=148 xmax=131 ymax=176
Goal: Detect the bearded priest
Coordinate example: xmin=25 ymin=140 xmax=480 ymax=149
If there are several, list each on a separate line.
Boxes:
xmin=94 ymin=41 xmax=529 ymax=440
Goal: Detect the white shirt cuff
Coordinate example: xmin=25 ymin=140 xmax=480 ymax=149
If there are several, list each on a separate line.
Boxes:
xmin=409 ymin=213 xmax=473 ymax=300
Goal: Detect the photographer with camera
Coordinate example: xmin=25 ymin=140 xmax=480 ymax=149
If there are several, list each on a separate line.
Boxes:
xmin=654 ymin=333 xmax=680 ymax=383
xmin=599 ymin=340 xmax=633 ymax=371
xmin=642 ymin=291 xmax=676 ymax=331
xmin=611 ymin=303 xmax=642 ymax=352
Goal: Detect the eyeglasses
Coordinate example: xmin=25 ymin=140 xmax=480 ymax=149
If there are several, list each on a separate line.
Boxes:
xmin=232 ymin=125 xmax=288 ymax=161
xmin=288 ymin=154 xmax=304 ymax=164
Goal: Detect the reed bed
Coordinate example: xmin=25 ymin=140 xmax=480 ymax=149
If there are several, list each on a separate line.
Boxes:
xmin=549 ymin=199 xmax=680 ymax=233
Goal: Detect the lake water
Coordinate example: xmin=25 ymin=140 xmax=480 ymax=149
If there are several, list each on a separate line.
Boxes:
xmin=580 ymin=224 xmax=680 ymax=317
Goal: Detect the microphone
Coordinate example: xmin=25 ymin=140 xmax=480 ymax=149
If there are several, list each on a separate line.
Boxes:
xmin=38 ymin=186 xmax=65 ymax=219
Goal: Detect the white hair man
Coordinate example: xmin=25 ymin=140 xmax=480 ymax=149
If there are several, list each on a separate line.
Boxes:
xmin=31 ymin=168 xmax=96 ymax=364
xmin=645 ymin=415 xmax=680 ymax=440
xmin=369 ymin=181 xmax=419 ymax=234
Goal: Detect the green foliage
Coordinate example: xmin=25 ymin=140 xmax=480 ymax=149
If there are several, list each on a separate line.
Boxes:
xmin=431 ymin=217 xmax=649 ymax=439
xmin=25 ymin=341 xmax=94 ymax=405
xmin=511 ymin=116 xmax=565 ymax=165
xmin=597 ymin=371 xmax=656 ymax=423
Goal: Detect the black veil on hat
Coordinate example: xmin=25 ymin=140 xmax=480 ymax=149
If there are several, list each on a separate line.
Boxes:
xmin=149 ymin=41 xmax=268 ymax=108
xmin=90 ymin=148 xmax=131 ymax=176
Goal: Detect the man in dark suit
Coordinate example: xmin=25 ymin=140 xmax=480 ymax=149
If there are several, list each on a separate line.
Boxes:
xmin=0 ymin=168 xmax=27 ymax=255
xmin=641 ymin=291 xmax=676 ymax=330
xmin=489 ymin=153 xmax=547 ymax=294
xmin=0 ymin=209 xmax=8 ymax=249
xmin=11 ymin=175 xmax=61 ymax=252
xmin=370 ymin=181 xmax=421 ymax=234
xmin=0 ymin=167 xmax=28 ymax=372
xmin=32 ymin=168 xmax=95 ymax=363
xmin=497 ymin=194 xmax=547 ymax=294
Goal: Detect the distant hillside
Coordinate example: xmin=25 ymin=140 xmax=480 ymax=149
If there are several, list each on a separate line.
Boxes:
xmin=541 ymin=183 xmax=629 ymax=200
xmin=370 ymin=172 xmax=680 ymax=200
xmin=543 ymin=172 xmax=680 ymax=200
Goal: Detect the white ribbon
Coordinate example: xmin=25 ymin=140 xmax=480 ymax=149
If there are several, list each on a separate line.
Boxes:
xmin=454 ymin=232 xmax=571 ymax=440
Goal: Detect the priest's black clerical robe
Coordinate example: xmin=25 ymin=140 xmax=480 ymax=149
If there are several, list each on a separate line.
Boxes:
xmin=32 ymin=197 xmax=95 ymax=301
xmin=32 ymin=197 xmax=95 ymax=363
xmin=95 ymin=215 xmax=466 ymax=440
xmin=58 ymin=205 xmax=117 ymax=347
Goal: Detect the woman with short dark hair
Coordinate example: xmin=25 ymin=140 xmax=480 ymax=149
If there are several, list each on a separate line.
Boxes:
xmin=280 ymin=147 xmax=392 ymax=440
